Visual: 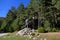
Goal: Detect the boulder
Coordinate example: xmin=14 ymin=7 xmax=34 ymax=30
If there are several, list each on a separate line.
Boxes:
xmin=16 ymin=28 xmax=31 ymax=36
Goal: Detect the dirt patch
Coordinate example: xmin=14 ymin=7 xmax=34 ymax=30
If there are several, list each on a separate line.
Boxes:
xmin=38 ymin=32 xmax=60 ymax=38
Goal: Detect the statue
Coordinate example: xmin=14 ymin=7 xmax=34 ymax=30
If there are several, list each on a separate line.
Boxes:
xmin=32 ymin=16 xmax=35 ymax=29
xmin=25 ymin=17 xmax=29 ymax=28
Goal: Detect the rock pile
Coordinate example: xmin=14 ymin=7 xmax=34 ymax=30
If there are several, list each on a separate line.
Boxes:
xmin=16 ymin=28 xmax=31 ymax=36
xmin=16 ymin=28 xmax=40 ymax=39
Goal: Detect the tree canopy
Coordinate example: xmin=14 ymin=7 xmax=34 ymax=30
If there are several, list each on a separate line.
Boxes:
xmin=0 ymin=0 xmax=60 ymax=32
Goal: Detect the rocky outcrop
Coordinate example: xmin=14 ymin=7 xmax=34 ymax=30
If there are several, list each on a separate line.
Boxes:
xmin=16 ymin=28 xmax=31 ymax=36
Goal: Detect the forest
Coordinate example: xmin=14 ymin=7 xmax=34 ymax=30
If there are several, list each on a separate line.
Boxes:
xmin=0 ymin=0 xmax=60 ymax=33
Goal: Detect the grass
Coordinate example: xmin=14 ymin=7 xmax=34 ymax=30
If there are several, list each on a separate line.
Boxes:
xmin=0 ymin=33 xmax=32 ymax=40
xmin=0 ymin=32 xmax=60 ymax=40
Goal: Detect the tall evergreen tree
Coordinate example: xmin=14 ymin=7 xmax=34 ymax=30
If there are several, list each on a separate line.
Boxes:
xmin=17 ymin=3 xmax=25 ymax=29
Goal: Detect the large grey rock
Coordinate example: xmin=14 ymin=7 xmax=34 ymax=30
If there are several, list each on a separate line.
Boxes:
xmin=0 ymin=33 xmax=8 ymax=37
xmin=16 ymin=28 xmax=31 ymax=36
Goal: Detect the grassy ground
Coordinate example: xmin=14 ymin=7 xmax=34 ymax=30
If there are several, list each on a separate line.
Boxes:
xmin=0 ymin=32 xmax=60 ymax=40
xmin=0 ymin=33 xmax=32 ymax=40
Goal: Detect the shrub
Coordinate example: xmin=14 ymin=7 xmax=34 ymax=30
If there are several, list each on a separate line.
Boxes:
xmin=45 ymin=27 xmax=52 ymax=32
xmin=52 ymin=28 xmax=57 ymax=32
xmin=44 ymin=20 xmax=51 ymax=32
xmin=38 ymin=27 xmax=45 ymax=33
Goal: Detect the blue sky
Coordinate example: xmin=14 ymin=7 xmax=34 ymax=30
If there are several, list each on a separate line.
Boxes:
xmin=0 ymin=0 xmax=30 ymax=17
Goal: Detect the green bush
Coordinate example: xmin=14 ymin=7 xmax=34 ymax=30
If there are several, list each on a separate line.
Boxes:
xmin=45 ymin=27 xmax=52 ymax=32
xmin=52 ymin=28 xmax=57 ymax=32
xmin=38 ymin=27 xmax=45 ymax=33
